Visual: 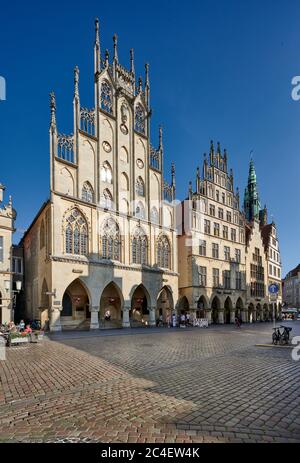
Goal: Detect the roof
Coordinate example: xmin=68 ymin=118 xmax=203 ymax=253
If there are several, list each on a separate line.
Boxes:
xmin=19 ymin=200 xmax=50 ymax=245
xmin=260 ymin=223 xmax=273 ymax=251
xmin=285 ymin=263 xmax=300 ymax=280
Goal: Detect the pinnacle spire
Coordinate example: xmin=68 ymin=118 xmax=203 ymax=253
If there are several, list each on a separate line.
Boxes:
xmin=94 ymin=18 xmax=100 ymax=73
xmin=138 ymin=76 xmax=143 ymax=93
xmin=74 ymin=66 xmax=79 ymax=99
xmin=49 ymin=91 xmax=56 ymax=129
xmin=113 ymin=34 xmax=118 ymax=62
xmin=105 ymin=49 xmax=109 ymax=67
xmin=130 ymin=49 xmax=135 ymax=75
xmin=159 ymin=125 xmax=163 ymax=150
xmin=145 ymin=63 xmax=149 ymax=87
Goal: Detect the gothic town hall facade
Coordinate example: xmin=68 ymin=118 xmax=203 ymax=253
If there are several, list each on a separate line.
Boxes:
xmin=17 ymin=20 xmax=282 ymax=331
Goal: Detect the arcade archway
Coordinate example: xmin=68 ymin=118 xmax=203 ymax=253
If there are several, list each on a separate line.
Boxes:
xmin=131 ymin=284 xmax=150 ymax=324
xmin=197 ymin=295 xmax=207 ymax=319
xmin=100 ymin=282 xmax=123 ymax=325
xmin=211 ymin=296 xmax=220 ymax=324
xmin=235 ymin=298 xmax=244 ymax=319
xmin=61 ymin=279 xmax=90 ymax=324
xmin=224 ymin=297 xmax=233 ymax=324
xmin=157 ymin=286 xmax=174 ymax=322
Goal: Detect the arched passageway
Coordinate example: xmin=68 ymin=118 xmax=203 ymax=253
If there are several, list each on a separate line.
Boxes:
xmin=100 ymin=282 xmax=123 ymax=326
xmin=211 ymin=296 xmax=220 ymax=324
xmin=130 ymin=285 xmax=150 ymax=325
xmin=248 ymin=303 xmax=255 ymax=323
xmin=157 ymin=286 xmax=174 ymax=322
xmin=235 ymin=298 xmax=244 ymax=320
xmin=197 ymin=295 xmax=207 ymax=319
xmin=256 ymin=303 xmax=261 ymax=322
xmin=224 ymin=297 xmax=233 ymax=324
xmin=61 ymin=279 xmax=90 ymax=328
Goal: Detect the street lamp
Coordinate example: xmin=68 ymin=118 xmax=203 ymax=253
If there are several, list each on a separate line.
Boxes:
xmin=15 ymin=280 xmax=22 ymax=292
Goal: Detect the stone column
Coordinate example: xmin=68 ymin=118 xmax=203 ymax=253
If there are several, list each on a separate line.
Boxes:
xmin=253 ymin=310 xmax=257 ymax=322
xmin=149 ymin=307 xmax=156 ymax=326
xmin=50 ymin=307 xmax=62 ymax=332
xmin=122 ymin=306 xmax=130 ymax=328
xmin=90 ymin=306 xmax=99 ymax=330
xmin=241 ymin=310 xmax=247 ymax=323
xmin=230 ymin=310 xmax=235 ymax=324
xmin=218 ymin=310 xmax=224 ymax=324
xmin=206 ymin=309 xmax=212 ymax=325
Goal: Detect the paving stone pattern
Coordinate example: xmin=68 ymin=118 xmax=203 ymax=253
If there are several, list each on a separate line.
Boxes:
xmin=0 ymin=322 xmax=299 ymax=443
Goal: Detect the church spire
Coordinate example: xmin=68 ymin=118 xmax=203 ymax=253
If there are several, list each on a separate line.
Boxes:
xmin=244 ymin=158 xmax=261 ymax=222
xmin=94 ymin=18 xmax=100 ymax=74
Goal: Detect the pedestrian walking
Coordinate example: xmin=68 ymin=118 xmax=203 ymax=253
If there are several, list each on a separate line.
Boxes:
xmin=235 ymin=316 xmax=241 ymax=328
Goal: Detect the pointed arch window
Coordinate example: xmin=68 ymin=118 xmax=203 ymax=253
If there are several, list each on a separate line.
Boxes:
xmin=135 ymin=104 xmax=145 ymax=134
xmin=157 ymin=235 xmax=170 ymax=269
xmin=132 ymin=227 xmax=148 ymax=265
xmin=101 ymin=162 xmax=112 ymax=184
xmin=136 ymin=177 xmax=145 ymax=196
xmin=81 ymin=182 xmax=94 ymax=203
xmin=135 ymin=202 xmax=145 ymax=219
xmin=101 ymin=189 xmax=113 ymax=210
xmin=101 ymin=218 xmax=120 ymax=261
xmin=150 ymin=207 xmax=159 ymax=224
xmin=101 ymin=81 xmax=113 ymax=114
xmin=65 ymin=209 xmax=88 ymax=256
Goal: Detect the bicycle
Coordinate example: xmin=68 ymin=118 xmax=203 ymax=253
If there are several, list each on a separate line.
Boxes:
xmin=272 ymin=326 xmax=292 ymax=345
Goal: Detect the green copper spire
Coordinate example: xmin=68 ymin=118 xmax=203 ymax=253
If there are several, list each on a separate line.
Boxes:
xmin=244 ymin=159 xmax=261 ymax=222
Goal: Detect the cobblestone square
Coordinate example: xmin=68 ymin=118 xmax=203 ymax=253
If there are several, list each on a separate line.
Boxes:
xmin=0 ymin=322 xmax=299 ymax=443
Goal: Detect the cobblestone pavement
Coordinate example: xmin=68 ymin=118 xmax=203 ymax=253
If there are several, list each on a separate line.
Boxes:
xmin=0 ymin=322 xmax=300 ymax=443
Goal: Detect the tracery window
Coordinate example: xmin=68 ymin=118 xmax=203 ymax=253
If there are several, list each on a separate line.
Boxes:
xmin=135 ymin=104 xmax=145 ymax=134
xmin=135 ymin=202 xmax=145 ymax=219
xmin=157 ymin=235 xmax=170 ymax=269
xmin=81 ymin=182 xmax=94 ymax=203
xmin=135 ymin=177 xmax=145 ymax=196
xmin=101 ymin=219 xmax=120 ymax=261
xmin=132 ymin=227 xmax=148 ymax=265
xmin=101 ymin=189 xmax=113 ymax=209
xmin=101 ymin=81 xmax=113 ymax=114
xmin=65 ymin=209 xmax=88 ymax=256
xmin=101 ymin=162 xmax=112 ymax=183
xmin=150 ymin=207 xmax=159 ymax=224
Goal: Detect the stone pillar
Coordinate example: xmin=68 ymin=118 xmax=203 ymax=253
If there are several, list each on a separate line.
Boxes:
xmin=206 ymin=310 xmax=212 ymax=325
xmin=218 ymin=310 xmax=224 ymax=324
xmin=50 ymin=307 xmax=62 ymax=332
xmin=260 ymin=308 xmax=264 ymax=322
xmin=230 ymin=310 xmax=235 ymax=324
xmin=149 ymin=307 xmax=156 ymax=326
xmin=122 ymin=306 xmax=130 ymax=328
xmin=90 ymin=306 xmax=99 ymax=330
xmin=241 ymin=310 xmax=247 ymax=323
xmin=253 ymin=310 xmax=257 ymax=322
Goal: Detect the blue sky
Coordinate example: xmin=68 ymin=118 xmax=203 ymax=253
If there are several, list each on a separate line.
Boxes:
xmin=0 ymin=0 xmax=300 ymax=275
